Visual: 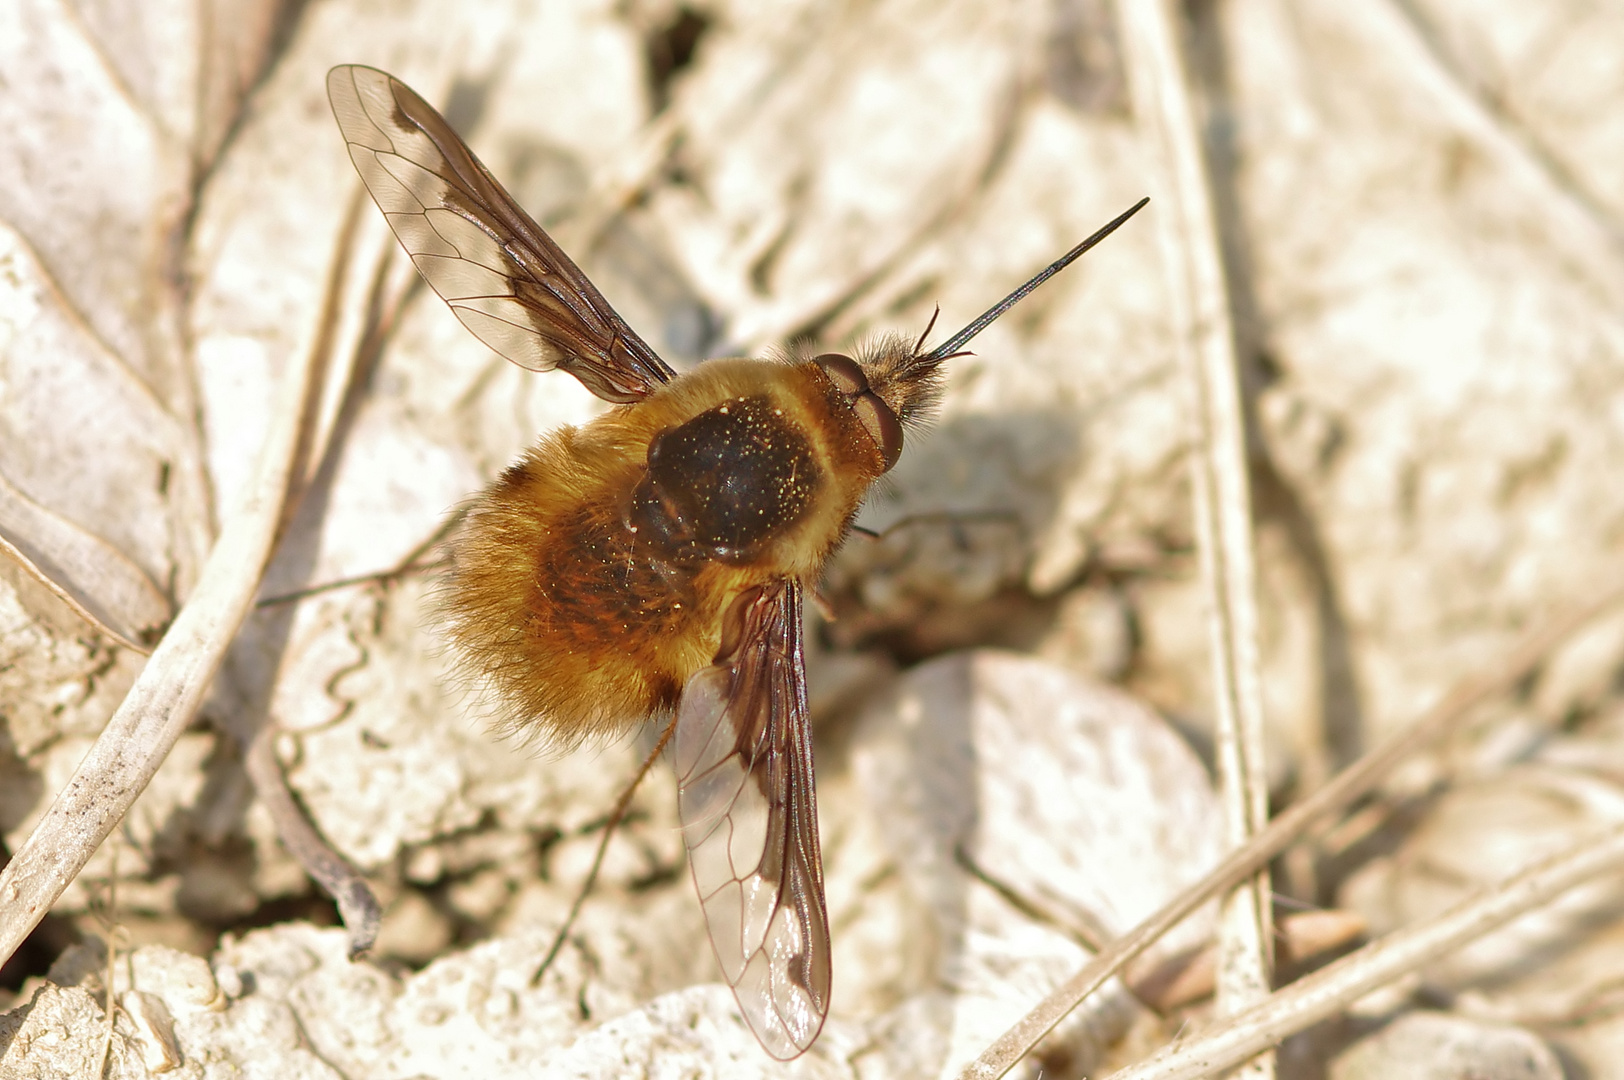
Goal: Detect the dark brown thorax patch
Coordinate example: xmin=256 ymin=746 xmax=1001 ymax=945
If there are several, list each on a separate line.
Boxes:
xmin=631 ymin=395 xmax=821 ymax=564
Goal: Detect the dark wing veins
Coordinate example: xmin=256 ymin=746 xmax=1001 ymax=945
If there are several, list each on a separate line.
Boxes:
xmin=327 ymin=64 xmax=676 ymax=402
xmin=673 ymin=580 xmax=831 ymax=1060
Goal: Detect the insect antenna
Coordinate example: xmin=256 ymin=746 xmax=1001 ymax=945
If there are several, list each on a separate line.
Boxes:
xmin=862 ymin=198 xmax=1148 ymax=425
xmin=919 ymin=196 xmax=1149 ymax=363
xmin=910 ymin=305 xmax=942 ymax=357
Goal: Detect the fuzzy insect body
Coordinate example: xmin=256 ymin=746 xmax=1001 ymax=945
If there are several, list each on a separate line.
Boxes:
xmin=327 ymin=61 xmax=1143 ymax=1059
xmin=443 ymin=355 xmax=893 ymax=743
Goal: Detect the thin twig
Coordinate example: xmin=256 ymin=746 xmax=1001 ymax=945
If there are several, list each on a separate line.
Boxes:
xmin=244 ymin=726 xmax=381 ymax=957
xmin=1104 ymin=822 xmax=1624 ymax=1080
xmin=1121 ymin=1 xmax=1275 ymax=1073
xmin=222 ymin=199 xmax=420 ymax=959
xmin=0 ymin=196 xmax=355 ymax=973
xmin=532 ymin=716 xmax=680 ymax=985
xmin=956 ymin=579 xmax=1624 ymax=1079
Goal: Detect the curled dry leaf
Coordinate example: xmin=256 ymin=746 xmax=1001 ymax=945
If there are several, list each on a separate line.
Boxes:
xmin=0 ymin=0 xmax=287 ymax=604
xmin=0 ymin=218 xmax=191 ymax=630
xmin=0 ymin=465 xmax=171 ymax=650
xmin=0 ymin=0 xmax=290 ymax=981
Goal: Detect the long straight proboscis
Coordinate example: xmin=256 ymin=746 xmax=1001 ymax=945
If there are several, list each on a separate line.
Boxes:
xmin=922 ymin=197 xmax=1150 ymax=362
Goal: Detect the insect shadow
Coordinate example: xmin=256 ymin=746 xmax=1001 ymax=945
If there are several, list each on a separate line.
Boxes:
xmin=826 ymin=404 xmax=1101 ymax=657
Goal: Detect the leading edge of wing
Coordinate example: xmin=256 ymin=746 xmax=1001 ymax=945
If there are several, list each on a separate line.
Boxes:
xmin=325 ymin=64 xmax=677 ymax=403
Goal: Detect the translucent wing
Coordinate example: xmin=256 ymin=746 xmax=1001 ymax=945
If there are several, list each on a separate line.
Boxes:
xmin=674 ymin=581 xmax=831 ymax=1059
xmin=326 ymin=65 xmax=676 ymax=402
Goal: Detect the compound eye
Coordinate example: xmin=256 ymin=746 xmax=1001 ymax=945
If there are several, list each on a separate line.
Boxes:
xmin=813 ymin=353 xmax=869 ymax=397
xmin=852 ymin=391 xmax=904 ymax=472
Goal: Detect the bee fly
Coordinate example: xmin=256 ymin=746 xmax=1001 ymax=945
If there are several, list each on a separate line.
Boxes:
xmin=327 ymin=64 xmax=1145 ymax=1059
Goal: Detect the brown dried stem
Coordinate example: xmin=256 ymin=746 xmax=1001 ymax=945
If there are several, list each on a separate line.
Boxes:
xmin=956 ymin=579 xmax=1624 ymax=1079
xmin=0 ymin=198 xmax=360 ymax=972
xmin=1105 ymin=821 xmax=1624 ymax=1080
xmin=1120 ymin=1 xmax=1276 ymax=1074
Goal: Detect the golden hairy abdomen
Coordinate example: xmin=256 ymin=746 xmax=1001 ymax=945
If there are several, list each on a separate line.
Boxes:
xmin=440 ymin=358 xmax=886 ymax=742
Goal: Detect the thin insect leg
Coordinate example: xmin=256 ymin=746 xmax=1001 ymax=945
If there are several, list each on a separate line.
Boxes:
xmin=809 ymin=588 xmax=838 ymax=623
xmin=253 ymin=558 xmax=446 ymax=607
xmin=532 ymin=713 xmax=681 ymax=985
xmin=255 ymin=509 xmax=464 ymax=608
xmin=847 ymin=508 xmax=1020 ymax=545
xmin=93 ymin=837 xmax=121 ymax=1080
